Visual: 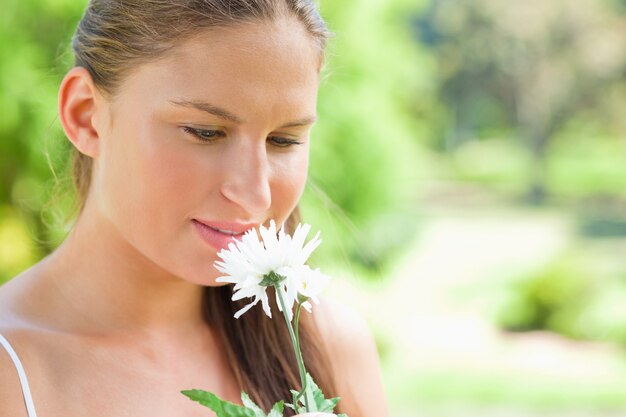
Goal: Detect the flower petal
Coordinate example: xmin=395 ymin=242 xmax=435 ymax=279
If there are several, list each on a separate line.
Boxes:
xmin=234 ymin=299 xmax=259 ymax=319
xmin=259 ymin=289 xmax=272 ymax=318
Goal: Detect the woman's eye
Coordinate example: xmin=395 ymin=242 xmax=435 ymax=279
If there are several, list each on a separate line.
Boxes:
xmin=269 ymin=136 xmax=303 ymax=148
xmin=182 ymin=126 xmax=223 ymax=142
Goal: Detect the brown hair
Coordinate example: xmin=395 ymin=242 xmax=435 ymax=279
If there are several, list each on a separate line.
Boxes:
xmin=69 ymin=0 xmax=337 ymax=413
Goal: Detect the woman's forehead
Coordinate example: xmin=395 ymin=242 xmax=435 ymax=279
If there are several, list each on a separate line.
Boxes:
xmin=111 ymin=19 xmax=321 ymax=122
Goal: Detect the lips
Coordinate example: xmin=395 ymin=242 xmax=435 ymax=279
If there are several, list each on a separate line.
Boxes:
xmin=192 ymin=219 xmax=257 ymax=251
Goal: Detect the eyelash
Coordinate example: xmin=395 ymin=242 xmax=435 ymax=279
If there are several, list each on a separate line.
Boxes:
xmin=182 ymin=127 xmax=303 ymax=147
xmin=182 ymin=127 xmax=224 ymax=142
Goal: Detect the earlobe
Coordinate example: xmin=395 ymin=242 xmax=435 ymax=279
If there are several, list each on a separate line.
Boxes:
xmin=58 ymin=67 xmax=103 ymax=158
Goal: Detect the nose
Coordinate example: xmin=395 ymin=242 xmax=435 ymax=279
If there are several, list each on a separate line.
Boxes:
xmin=220 ymin=140 xmax=272 ymax=216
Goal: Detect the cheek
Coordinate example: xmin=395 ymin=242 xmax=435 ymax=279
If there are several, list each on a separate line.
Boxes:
xmin=139 ymin=140 xmax=205 ymax=203
xmin=270 ymin=150 xmax=309 ymax=216
xmin=97 ymin=121 xmax=209 ymax=238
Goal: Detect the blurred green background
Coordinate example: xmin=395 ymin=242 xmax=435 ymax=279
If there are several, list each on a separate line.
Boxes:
xmin=4 ymin=0 xmax=626 ymax=416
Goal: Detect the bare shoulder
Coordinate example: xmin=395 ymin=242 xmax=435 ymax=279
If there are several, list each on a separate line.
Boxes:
xmin=0 ymin=274 xmax=45 ymax=417
xmin=0 ymin=322 xmax=33 ymax=417
xmin=312 ymin=298 xmax=374 ymax=356
xmin=0 ymin=334 xmax=31 ymax=417
xmin=312 ymin=298 xmax=389 ymax=417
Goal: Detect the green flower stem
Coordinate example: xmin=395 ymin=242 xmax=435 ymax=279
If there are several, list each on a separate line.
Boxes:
xmin=293 ymin=303 xmax=305 ymax=405
xmin=294 ymin=302 xmax=302 ymax=357
xmin=275 ymin=286 xmax=309 ymax=412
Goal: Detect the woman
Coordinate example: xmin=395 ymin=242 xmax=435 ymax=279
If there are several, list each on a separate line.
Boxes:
xmin=0 ymin=1 xmax=388 ymax=416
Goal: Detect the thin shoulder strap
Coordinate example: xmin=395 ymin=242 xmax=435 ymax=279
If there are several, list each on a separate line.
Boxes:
xmin=0 ymin=333 xmax=39 ymax=417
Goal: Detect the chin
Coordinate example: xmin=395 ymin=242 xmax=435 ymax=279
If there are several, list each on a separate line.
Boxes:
xmin=176 ymin=263 xmax=227 ymax=287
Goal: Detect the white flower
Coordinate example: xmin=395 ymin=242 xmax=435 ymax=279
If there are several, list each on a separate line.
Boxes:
xmin=215 ymin=220 xmax=326 ymax=320
xmin=295 ymin=266 xmax=331 ymax=313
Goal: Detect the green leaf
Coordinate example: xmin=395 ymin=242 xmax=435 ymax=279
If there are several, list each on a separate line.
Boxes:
xmin=181 ymin=389 xmax=255 ymax=417
xmin=296 ymin=374 xmax=342 ymax=413
xmin=285 ymin=390 xmax=296 ymax=412
xmin=287 ymin=389 xmax=307 ymax=414
xmin=240 ymin=392 xmax=266 ymax=417
xmin=267 ymin=400 xmax=284 ymax=417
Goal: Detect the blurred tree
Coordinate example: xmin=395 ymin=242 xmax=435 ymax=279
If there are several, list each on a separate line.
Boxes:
xmin=416 ymin=0 xmax=626 ymax=203
xmin=0 ymin=0 xmax=83 ymax=282
xmin=306 ymin=0 xmax=433 ymax=276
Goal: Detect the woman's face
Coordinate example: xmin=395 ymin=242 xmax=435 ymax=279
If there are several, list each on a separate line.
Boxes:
xmin=88 ymin=19 xmax=321 ymax=285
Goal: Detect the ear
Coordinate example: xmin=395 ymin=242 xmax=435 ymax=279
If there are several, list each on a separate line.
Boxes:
xmin=58 ymin=67 xmax=105 ymax=158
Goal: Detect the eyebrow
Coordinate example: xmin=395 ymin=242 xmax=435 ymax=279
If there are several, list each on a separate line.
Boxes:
xmin=279 ymin=116 xmax=318 ymax=128
xmin=170 ymin=99 xmax=243 ymax=124
xmin=169 ymin=99 xmax=317 ymax=128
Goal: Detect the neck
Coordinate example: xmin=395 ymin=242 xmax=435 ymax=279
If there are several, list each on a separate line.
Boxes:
xmin=28 ymin=203 xmax=208 ymax=340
